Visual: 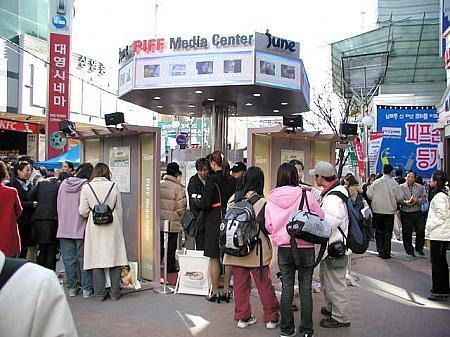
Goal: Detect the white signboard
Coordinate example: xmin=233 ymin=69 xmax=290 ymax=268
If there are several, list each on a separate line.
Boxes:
xmin=368 ymin=132 xmax=384 ymax=175
xmin=109 ymin=146 xmax=131 ymax=193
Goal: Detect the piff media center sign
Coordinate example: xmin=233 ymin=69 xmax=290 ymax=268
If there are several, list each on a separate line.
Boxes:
xmin=376 ymin=106 xmax=440 ymax=179
xmin=46 ymin=0 xmax=74 ymax=159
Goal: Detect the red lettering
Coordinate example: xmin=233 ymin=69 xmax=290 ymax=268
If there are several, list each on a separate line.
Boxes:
xmin=132 ymin=39 xmax=165 ymax=54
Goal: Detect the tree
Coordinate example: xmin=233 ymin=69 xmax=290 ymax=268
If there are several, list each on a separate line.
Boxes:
xmin=304 ymin=83 xmax=358 ymax=179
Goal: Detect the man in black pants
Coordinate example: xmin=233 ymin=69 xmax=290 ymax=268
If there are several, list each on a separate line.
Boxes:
xmin=398 ymin=171 xmax=426 ymax=256
xmin=367 ymin=165 xmax=402 ymax=259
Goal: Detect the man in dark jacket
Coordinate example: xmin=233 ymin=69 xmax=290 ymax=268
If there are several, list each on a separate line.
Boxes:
xmin=187 ymin=158 xmax=208 ymax=250
xmin=30 ymin=175 xmax=62 ymax=270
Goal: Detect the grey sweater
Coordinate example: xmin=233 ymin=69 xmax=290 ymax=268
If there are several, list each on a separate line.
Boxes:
xmin=367 ymin=175 xmax=402 ymax=215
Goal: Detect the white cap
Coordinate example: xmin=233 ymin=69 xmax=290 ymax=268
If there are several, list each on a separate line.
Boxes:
xmin=309 ymin=161 xmax=336 ymax=177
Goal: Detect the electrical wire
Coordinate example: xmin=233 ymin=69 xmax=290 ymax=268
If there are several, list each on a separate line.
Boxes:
xmin=0 ymin=34 xmax=118 ymax=97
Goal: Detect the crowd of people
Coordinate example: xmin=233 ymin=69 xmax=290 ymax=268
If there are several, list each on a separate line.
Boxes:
xmin=1 ymin=151 xmax=449 ymax=337
xmin=0 ymin=158 xmax=128 ymax=302
xmin=161 ymin=152 xmax=450 ymax=337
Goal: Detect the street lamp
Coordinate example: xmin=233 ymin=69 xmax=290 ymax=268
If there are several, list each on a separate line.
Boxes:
xmin=361 ymin=115 xmax=373 ymax=180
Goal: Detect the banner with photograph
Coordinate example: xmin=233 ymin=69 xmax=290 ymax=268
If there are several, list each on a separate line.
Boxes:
xmin=368 ymin=132 xmax=384 ymax=175
xmin=352 ymin=137 xmax=365 ymax=182
xmin=255 ymin=52 xmax=301 ymax=90
xmin=134 ymin=50 xmax=254 ymax=89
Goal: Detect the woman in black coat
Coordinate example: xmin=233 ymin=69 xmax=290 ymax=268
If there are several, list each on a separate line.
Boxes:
xmin=30 ymin=173 xmax=65 ymax=270
xmin=187 ymin=158 xmax=209 ymax=250
xmin=198 ymin=151 xmax=235 ymax=302
xmin=8 ymin=161 xmax=35 ymax=259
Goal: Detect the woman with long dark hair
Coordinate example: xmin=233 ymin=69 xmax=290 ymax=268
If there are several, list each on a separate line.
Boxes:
xmin=198 ymin=151 xmax=235 ymax=302
xmin=265 ymin=163 xmax=324 ymax=337
xmin=8 ymin=161 xmax=35 ymax=259
xmin=223 ymin=167 xmax=279 ymax=329
xmin=425 ymin=171 xmax=450 ymax=301
xmin=79 ymin=163 xmax=128 ymax=301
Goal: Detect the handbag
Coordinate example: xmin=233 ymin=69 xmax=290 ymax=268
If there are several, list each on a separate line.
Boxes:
xmin=88 ymin=183 xmax=116 ymax=225
xmin=286 ymin=190 xmax=332 ymax=268
xmin=181 ymin=209 xmax=198 ymax=237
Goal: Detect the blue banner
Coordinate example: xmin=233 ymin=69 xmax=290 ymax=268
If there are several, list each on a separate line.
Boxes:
xmin=376 ymin=106 xmax=439 ymax=179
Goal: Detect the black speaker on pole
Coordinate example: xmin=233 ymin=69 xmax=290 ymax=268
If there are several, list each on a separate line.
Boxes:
xmin=59 ymin=120 xmax=76 ymax=135
xmin=283 ymin=115 xmax=303 ymax=128
xmin=104 ymin=112 xmax=125 ymax=126
xmin=339 ymin=123 xmax=358 ymax=135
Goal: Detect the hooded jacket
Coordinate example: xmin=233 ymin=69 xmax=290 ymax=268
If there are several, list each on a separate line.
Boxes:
xmin=265 ymin=185 xmax=324 ymax=248
xmin=56 ymin=177 xmax=88 ymax=239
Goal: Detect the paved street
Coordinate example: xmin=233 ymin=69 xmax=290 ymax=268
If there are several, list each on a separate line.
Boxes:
xmin=69 ymin=241 xmax=450 ymax=337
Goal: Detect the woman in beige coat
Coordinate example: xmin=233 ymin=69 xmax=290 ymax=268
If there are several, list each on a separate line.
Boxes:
xmin=223 ymin=167 xmax=279 ymax=329
xmin=79 ymin=163 xmax=128 ymax=301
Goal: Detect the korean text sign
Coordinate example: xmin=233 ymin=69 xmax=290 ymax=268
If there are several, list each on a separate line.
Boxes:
xmin=376 ymin=106 xmax=439 ymax=179
xmin=47 ymin=0 xmax=73 ymax=159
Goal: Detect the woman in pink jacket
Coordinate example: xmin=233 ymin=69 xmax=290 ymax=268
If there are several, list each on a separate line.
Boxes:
xmin=265 ymin=163 xmax=324 ymax=337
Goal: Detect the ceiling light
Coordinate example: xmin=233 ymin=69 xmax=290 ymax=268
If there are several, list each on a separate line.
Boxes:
xmin=188 ymin=104 xmax=195 ymax=108
xmin=154 ymin=96 xmax=161 ymax=100
xmin=156 ymin=105 xmax=163 ymax=108
xmin=281 ymin=102 xmax=288 ymax=105
xmin=194 ymin=90 xmax=203 ymax=94
xmin=189 ymin=112 xmax=195 ymax=115
xmin=273 ymin=109 xmax=280 ymax=113
xmin=245 ymin=103 xmax=252 ymax=106
xmin=207 ymin=98 xmax=215 ymax=101
xmin=253 ymin=93 xmax=261 ymax=97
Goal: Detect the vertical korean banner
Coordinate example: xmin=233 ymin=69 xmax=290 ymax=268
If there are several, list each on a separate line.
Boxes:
xmin=376 ymin=106 xmax=440 ymax=179
xmin=46 ymin=0 xmax=74 ymax=159
xmin=368 ymin=132 xmax=384 ymax=175
xmin=352 ymin=137 xmax=365 ymax=182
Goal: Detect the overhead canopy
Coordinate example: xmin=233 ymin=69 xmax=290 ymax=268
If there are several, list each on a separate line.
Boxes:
xmin=35 ymin=145 xmax=80 ymax=170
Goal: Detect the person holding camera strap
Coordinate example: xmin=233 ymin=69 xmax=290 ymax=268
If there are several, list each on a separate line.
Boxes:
xmin=311 ymin=162 xmax=351 ymax=329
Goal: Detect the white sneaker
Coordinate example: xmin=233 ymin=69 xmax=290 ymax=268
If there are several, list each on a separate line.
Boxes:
xmin=68 ymin=288 xmax=79 ymax=297
xmin=82 ymin=289 xmax=92 ymax=298
xmin=266 ymin=319 xmax=280 ymax=329
xmin=237 ymin=316 xmax=257 ymax=328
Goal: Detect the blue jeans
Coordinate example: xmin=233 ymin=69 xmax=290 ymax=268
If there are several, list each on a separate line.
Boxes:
xmin=60 ymin=238 xmax=93 ymax=291
xmin=278 ymin=247 xmax=314 ymax=336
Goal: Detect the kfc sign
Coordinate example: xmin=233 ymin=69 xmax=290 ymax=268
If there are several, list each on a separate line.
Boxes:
xmin=0 ymin=119 xmax=39 ymax=133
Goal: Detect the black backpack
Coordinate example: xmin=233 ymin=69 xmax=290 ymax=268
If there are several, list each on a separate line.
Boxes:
xmin=328 ymin=190 xmax=370 ymax=254
xmin=88 ymin=183 xmax=116 ymax=225
xmin=219 ymin=195 xmax=262 ymax=257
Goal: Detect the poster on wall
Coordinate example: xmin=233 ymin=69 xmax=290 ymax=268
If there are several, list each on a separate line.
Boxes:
xmin=280 ymin=149 xmax=304 ymax=165
xmin=376 ymin=106 xmax=439 ymax=179
xmin=368 ymin=132 xmax=384 ymax=175
xmin=109 ymin=146 xmax=131 ymax=193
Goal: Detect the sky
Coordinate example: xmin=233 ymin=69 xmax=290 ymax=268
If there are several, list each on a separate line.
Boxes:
xmin=71 ymin=0 xmax=378 ymax=91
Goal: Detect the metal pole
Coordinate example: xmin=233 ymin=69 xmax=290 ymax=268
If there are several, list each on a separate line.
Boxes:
xmin=154 ymin=220 xmax=174 ymax=294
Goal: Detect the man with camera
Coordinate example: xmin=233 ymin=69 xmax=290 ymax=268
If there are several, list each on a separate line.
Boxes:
xmin=310 ymin=162 xmax=351 ymax=329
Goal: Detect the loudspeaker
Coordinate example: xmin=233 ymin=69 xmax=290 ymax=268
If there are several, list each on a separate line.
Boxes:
xmin=104 ymin=112 xmax=125 ymax=126
xmin=283 ymin=115 xmax=303 ymax=128
xmin=59 ymin=120 xmax=76 ymax=135
xmin=340 ymin=123 xmax=358 ymax=135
